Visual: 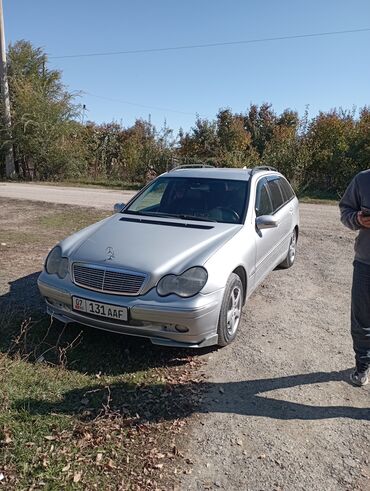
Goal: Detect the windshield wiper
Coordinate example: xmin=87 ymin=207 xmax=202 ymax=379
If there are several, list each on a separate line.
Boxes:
xmin=125 ymin=211 xmax=180 ymax=219
xmin=171 ymin=214 xmax=217 ymax=223
xmin=125 ymin=210 xmax=217 ymax=222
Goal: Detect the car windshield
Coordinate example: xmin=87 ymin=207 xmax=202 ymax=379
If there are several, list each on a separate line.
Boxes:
xmin=125 ymin=177 xmax=249 ymax=224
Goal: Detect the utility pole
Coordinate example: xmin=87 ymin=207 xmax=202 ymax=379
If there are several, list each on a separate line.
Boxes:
xmin=0 ymin=0 xmax=15 ymax=177
xmin=81 ymin=104 xmax=87 ymax=124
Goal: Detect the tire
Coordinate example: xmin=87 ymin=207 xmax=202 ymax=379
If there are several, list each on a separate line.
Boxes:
xmin=279 ymin=229 xmax=297 ymax=269
xmin=217 ymin=273 xmax=244 ymax=347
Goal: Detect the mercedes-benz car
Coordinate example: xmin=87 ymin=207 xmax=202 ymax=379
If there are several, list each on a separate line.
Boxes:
xmin=38 ymin=166 xmax=299 ymax=348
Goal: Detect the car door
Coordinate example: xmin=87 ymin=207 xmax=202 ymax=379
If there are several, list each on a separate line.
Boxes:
xmin=254 ymin=177 xmax=282 ymax=285
xmin=266 ymin=176 xmax=292 ymax=261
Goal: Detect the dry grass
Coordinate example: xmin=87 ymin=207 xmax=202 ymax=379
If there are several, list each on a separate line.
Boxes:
xmin=0 ymin=198 xmax=206 ymax=490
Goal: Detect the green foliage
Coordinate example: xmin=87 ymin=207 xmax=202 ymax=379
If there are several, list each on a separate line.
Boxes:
xmin=1 ymin=40 xmax=85 ymax=180
xmin=1 ymin=40 xmax=369 ymax=194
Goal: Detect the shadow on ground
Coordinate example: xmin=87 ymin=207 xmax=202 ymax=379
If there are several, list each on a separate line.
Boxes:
xmin=3 ymin=273 xmax=369 ymax=426
xmin=0 ymin=271 xmax=214 ymax=376
xmin=13 ymin=369 xmax=369 ymax=423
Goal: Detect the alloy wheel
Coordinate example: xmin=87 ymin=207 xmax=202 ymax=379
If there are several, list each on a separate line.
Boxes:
xmin=226 ymin=285 xmax=242 ymax=336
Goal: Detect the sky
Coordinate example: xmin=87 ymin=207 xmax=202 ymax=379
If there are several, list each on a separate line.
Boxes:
xmin=5 ymin=0 xmax=370 ymax=133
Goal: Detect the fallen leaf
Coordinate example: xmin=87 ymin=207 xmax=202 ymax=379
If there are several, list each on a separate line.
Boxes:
xmin=62 ymin=463 xmax=71 ymax=472
xmin=154 ymin=463 xmax=164 ymax=470
xmin=73 ymin=471 xmax=82 ymax=483
xmin=44 ymin=436 xmax=56 ymax=441
xmin=4 ymin=434 xmax=12 ymax=445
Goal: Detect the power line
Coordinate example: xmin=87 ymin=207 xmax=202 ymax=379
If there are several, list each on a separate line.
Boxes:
xmin=85 ymin=92 xmax=204 ymax=117
xmin=49 ymin=27 xmax=370 ymax=60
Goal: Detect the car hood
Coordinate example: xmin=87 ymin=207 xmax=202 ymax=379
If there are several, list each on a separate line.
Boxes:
xmin=61 ymin=214 xmax=241 ymax=291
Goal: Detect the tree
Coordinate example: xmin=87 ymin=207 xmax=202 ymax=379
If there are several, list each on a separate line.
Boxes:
xmin=262 ymin=109 xmax=309 ymax=188
xmin=0 ymin=40 xmax=84 ymax=179
xmin=305 ymin=109 xmax=357 ymax=194
xmin=178 ymin=116 xmax=218 ymax=163
xmin=244 ymin=103 xmax=277 ymax=157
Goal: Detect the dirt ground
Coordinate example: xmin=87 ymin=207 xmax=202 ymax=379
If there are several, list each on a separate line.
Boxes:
xmin=0 ymin=182 xmax=135 ymax=209
xmin=0 ymin=193 xmax=369 ymax=490
xmin=180 ymin=203 xmax=370 ymax=490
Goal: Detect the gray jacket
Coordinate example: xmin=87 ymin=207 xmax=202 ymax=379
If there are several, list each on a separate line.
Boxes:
xmin=339 ymin=169 xmax=370 ymax=265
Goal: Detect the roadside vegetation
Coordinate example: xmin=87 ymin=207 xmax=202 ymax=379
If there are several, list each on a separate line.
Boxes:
xmin=0 ymin=41 xmax=369 ymax=197
xmin=0 ymin=198 xmax=203 ymax=490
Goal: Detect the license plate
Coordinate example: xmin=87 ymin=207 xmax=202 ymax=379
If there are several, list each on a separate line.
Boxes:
xmin=72 ymin=297 xmax=128 ymax=321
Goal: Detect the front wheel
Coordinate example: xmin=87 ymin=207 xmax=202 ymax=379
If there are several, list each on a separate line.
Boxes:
xmin=217 ymin=273 xmax=244 ymax=347
xmin=279 ymin=229 xmax=297 ymax=269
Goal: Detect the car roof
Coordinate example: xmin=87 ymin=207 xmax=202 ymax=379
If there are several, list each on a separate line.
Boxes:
xmin=163 ymin=167 xmax=280 ymax=181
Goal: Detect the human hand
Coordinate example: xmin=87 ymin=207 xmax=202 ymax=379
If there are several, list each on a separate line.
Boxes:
xmin=357 ymin=211 xmax=370 ymax=228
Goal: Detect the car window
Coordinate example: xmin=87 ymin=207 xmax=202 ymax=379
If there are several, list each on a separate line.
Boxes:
xmin=255 ymin=178 xmax=273 ymax=217
xmin=125 ymin=176 xmax=249 ymax=224
xmin=267 ymin=178 xmax=285 ymax=213
xmin=129 ymin=179 xmax=169 ymax=212
xmin=278 ymin=177 xmax=295 ymax=202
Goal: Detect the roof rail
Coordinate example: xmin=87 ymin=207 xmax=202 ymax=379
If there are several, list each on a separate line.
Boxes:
xmin=250 ymin=165 xmax=278 ymax=176
xmin=170 ymin=163 xmax=215 ymax=172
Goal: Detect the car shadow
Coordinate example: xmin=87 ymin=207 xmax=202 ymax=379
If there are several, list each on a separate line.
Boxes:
xmin=13 ymin=369 xmax=369 ymax=422
xmin=0 ymin=271 xmax=215 ymax=376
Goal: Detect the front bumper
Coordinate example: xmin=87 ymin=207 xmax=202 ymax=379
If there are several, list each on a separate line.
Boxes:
xmin=37 ymin=272 xmax=223 ymax=348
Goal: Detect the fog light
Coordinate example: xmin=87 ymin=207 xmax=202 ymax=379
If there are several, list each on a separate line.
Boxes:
xmin=175 ymin=325 xmax=189 ymax=333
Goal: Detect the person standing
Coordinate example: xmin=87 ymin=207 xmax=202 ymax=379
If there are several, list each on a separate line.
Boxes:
xmin=339 ymin=169 xmax=370 ymax=386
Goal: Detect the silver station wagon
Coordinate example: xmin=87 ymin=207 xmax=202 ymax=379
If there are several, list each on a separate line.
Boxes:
xmin=38 ymin=166 xmax=299 ymax=348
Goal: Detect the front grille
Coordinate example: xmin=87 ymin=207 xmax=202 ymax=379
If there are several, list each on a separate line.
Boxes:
xmin=73 ymin=263 xmax=146 ymax=295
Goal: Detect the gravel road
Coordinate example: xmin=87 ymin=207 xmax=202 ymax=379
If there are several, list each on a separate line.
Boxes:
xmin=1 ymin=185 xmax=368 ymax=490
xmin=0 ymin=183 xmax=136 ymax=208
xmin=181 ymin=204 xmax=370 ymax=491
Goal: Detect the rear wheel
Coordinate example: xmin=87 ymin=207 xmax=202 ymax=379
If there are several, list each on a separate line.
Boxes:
xmin=279 ymin=229 xmax=297 ymax=269
xmin=217 ymin=273 xmax=244 ymax=347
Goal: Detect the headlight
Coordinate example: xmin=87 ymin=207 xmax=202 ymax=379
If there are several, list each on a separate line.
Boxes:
xmin=157 ymin=267 xmax=208 ymax=298
xmin=45 ymin=246 xmax=69 ymax=279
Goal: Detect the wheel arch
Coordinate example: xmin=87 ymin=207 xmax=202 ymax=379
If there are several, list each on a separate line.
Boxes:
xmin=232 ymin=266 xmax=248 ymax=304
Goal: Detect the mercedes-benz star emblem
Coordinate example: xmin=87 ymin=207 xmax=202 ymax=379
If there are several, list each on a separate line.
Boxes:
xmin=105 ymin=246 xmax=115 ymax=261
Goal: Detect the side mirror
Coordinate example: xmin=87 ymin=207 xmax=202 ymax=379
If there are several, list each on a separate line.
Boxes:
xmin=113 ymin=202 xmax=125 ymax=214
xmin=256 ymin=215 xmax=279 ymax=230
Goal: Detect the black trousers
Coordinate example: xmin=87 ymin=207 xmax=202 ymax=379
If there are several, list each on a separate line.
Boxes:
xmin=351 ymin=260 xmax=370 ymax=372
